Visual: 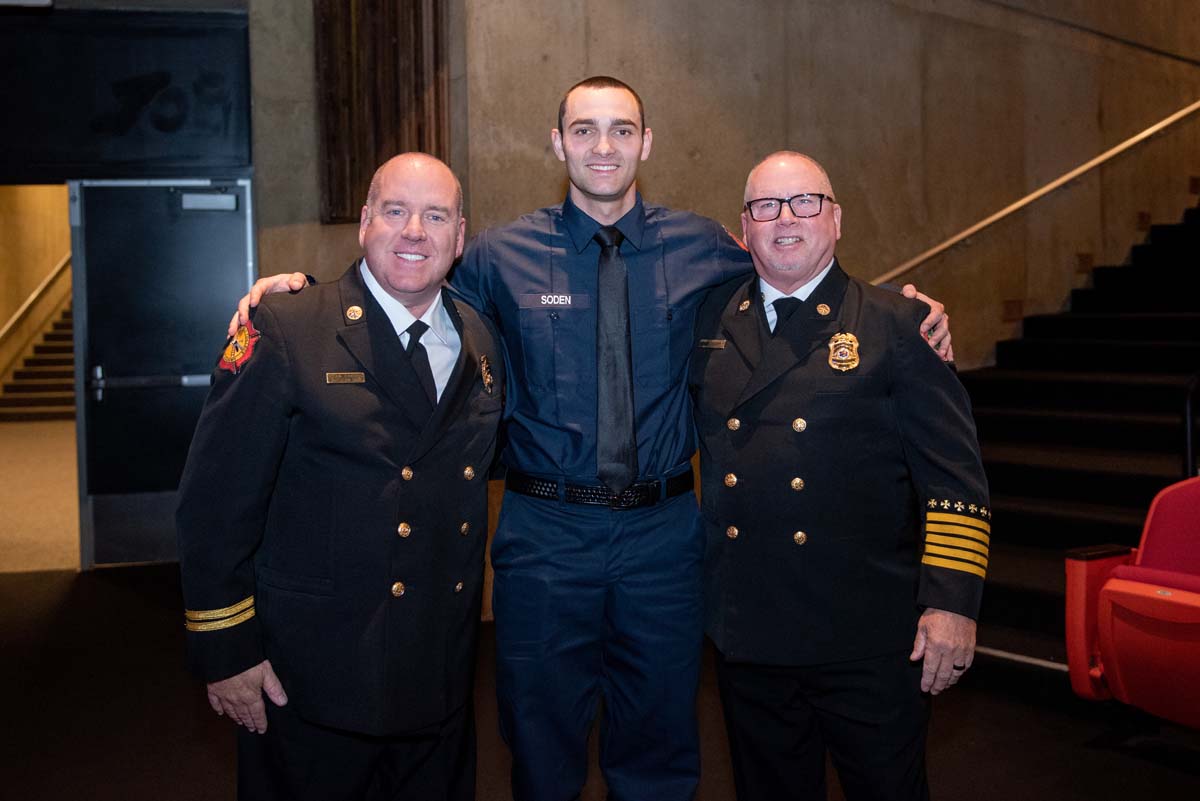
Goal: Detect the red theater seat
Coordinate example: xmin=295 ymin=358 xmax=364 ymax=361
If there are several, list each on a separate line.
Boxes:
xmin=1065 ymin=476 xmax=1200 ymax=729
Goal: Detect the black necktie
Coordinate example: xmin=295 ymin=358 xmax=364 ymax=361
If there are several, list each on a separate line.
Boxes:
xmin=772 ymin=297 xmax=802 ymax=335
xmin=594 ymin=225 xmax=638 ymax=494
xmin=405 ymin=320 xmax=437 ymax=406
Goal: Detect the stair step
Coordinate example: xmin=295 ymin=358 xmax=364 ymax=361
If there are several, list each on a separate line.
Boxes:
xmin=51 ymin=321 xmax=72 ymax=332
xmin=2 ymin=381 xmax=74 ymax=393
xmin=1071 ymin=286 xmax=1200 ymax=313
xmin=0 ymin=392 xmax=74 ymax=408
xmin=983 ymin=441 xmax=1177 ymax=512
xmin=960 ymin=368 xmax=1192 ymax=414
xmin=1093 ymin=265 xmax=1200 ymax=293
xmin=974 ymin=406 xmax=1184 ymax=452
xmin=994 ymin=338 xmax=1200 ymax=373
xmin=1022 ymin=312 xmax=1200 ymax=342
xmin=1129 ymin=240 xmax=1200 ymax=268
xmin=979 ymin=543 xmax=1068 ymax=637
xmin=0 ymin=408 xmax=75 ymax=422
xmin=989 ymin=494 xmax=1145 ymax=548
xmin=32 ymin=343 xmax=73 ymax=355
xmin=43 ymin=332 xmax=73 ymax=343
xmin=12 ymin=367 xmax=73 ymax=380
xmin=23 ymin=356 xmax=73 ymax=367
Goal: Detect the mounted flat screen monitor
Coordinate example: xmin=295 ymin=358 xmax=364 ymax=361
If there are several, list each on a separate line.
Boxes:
xmin=0 ymin=10 xmax=250 ymax=182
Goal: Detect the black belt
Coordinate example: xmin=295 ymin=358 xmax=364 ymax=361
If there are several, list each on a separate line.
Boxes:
xmin=505 ymin=467 xmax=694 ymax=510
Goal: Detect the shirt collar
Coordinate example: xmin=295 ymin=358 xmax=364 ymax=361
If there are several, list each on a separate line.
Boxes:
xmin=359 ymin=259 xmax=453 ymax=344
xmin=562 ymin=191 xmax=647 ymax=253
xmin=759 ymin=257 xmax=836 ymax=306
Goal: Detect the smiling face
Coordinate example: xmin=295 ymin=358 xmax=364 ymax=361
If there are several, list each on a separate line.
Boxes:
xmin=741 ymin=153 xmax=842 ymax=294
xmin=358 ymin=154 xmax=466 ymax=317
xmin=551 ymin=86 xmax=653 ymax=224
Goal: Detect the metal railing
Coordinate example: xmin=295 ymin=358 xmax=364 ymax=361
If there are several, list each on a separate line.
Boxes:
xmin=872 ymin=97 xmax=1200 ymax=287
xmin=0 ymin=251 xmax=72 ymax=349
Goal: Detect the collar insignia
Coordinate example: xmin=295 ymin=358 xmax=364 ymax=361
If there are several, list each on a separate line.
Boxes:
xmin=481 ymin=355 xmax=495 ymax=394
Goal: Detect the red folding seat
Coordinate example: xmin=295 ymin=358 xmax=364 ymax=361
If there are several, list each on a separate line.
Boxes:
xmin=1065 ymin=476 xmax=1200 ymax=728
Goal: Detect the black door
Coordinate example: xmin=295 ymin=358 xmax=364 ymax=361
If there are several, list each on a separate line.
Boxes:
xmin=70 ymin=179 xmax=253 ymax=566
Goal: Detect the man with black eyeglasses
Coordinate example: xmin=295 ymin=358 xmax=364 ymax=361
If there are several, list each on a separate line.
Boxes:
xmin=689 ymin=151 xmax=989 ymax=801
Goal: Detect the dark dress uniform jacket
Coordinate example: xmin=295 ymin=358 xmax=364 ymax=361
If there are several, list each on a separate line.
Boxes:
xmin=689 ymin=262 xmax=990 ymax=666
xmin=176 ymin=265 xmax=505 ymax=736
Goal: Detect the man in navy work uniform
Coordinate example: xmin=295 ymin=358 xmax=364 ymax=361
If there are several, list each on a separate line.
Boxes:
xmin=690 ymin=152 xmax=989 ymax=801
xmin=235 ymin=78 xmax=952 ymax=800
xmin=179 ymin=154 xmax=504 ymax=801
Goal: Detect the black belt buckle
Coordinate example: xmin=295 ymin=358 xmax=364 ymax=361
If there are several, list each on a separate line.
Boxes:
xmin=609 ymin=482 xmax=660 ymax=510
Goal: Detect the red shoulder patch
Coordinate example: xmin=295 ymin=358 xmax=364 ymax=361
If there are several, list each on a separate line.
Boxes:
xmin=722 ymin=225 xmax=748 ymax=252
xmin=218 ymin=319 xmax=261 ymax=374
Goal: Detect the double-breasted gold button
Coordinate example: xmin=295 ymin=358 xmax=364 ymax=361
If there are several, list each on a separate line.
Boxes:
xmin=397 ymin=522 xmax=411 ymax=538
xmin=391 ymin=581 xmax=406 ymax=597
xmin=792 ymin=418 xmax=807 ymax=433
xmin=460 ymin=522 xmax=470 ymax=536
xmin=793 ymin=531 xmax=808 ymax=545
xmin=816 ymin=303 xmax=831 ymax=316
xmin=727 ymin=418 xmax=741 ymax=431
xmin=724 ymin=473 xmax=738 ymax=487
xmin=463 ymin=466 xmax=476 ymax=480
xmin=726 ymin=526 xmax=739 ymax=539
xmin=454 ymin=581 xmax=464 ymax=593
xmin=401 ymin=466 xmax=414 ymax=481
xmin=791 ymin=478 xmax=805 ymax=491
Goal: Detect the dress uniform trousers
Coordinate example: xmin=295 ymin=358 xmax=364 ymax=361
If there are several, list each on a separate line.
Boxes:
xmin=716 ymin=650 xmax=930 ymax=801
xmin=490 ymin=490 xmax=705 ymax=801
xmin=237 ymin=700 xmax=475 ymax=801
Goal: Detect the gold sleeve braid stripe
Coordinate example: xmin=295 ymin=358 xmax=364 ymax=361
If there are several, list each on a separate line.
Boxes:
xmin=926 ymin=522 xmax=990 ymax=546
xmin=927 ymin=511 xmax=990 ymax=534
xmin=925 ymin=532 xmax=989 ymax=557
xmin=922 ymin=554 xmax=987 ymax=579
xmin=184 ymin=595 xmax=255 ymax=631
xmin=185 ymin=607 xmax=256 ymax=632
xmin=924 ymin=544 xmax=988 ymax=567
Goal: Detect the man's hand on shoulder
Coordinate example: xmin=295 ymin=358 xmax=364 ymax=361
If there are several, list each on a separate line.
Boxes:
xmin=206 ymin=658 xmax=289 ymax=734
xmin=901 ymin=284 xmax=954 ymax=363
xmin=227 ymin=272 xmax=309 ymax=338
xmin=909 ymin=608 xmax=976 ymax=695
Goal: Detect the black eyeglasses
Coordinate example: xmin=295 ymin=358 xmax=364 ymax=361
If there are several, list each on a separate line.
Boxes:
xmin=744 ymin=193 xmax=836 ymax=222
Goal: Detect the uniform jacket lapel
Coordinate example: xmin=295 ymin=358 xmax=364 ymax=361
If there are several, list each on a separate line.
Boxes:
xmin=734 ymin=261 xmax=850 ymax=409
xmin=334 ymin=266 xmax=435 ymax=431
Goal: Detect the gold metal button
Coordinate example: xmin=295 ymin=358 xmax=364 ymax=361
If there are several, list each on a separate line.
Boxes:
xmin=792 ymin=417 xmax=807 ymax=432
xmin=724 ymin=473 xmax=738 ymax=488
xmin=401 ymin=466 xmax=413 ymax=481
xmin=726 ymin=526 xmax=739 ymax=540
xmin=727 ymin=418 xmax=741 ymax=431
xmin=816 ymin=303 xmax=831 ymax=316
xmin=454 ymin=581 xmax=464 ymax=593
xmin=345 ymin=305 xmax=363 ymax=321
xmin=463 ymin=466 xmax=476 ymax=480
xmin=391 ymin=581 xmax=406 ymax=597
xmin=460 ymin=522 xmax=470 ymax=536
xmin=793 ymin=531 xmax=808 ymax=545
xmin=397 ymin=522 xmax=411 ymax=538
xmin=791 ymin=477 xmax=805 ymax=491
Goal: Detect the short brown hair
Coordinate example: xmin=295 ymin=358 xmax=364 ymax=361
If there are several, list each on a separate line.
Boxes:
xmin=557 ymin=76 xmax=646 ymax=133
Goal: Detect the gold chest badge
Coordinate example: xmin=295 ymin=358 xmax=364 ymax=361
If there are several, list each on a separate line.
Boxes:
xmin=481 ymin=355 xmax=495 ymax=394
xmin=828 ymin=332 xmax=860 ymax=372
xmin=219 ymin=319 xmax=261 ymax=374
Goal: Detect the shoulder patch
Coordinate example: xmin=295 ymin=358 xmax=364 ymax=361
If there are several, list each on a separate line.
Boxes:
xmin=219 ymin=319 xmax=261 ymax=374
xmin=722 ymin=225 xmax=748 ymax=252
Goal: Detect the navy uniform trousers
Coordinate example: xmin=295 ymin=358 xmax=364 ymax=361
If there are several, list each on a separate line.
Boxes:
xmin=490 ymin=490 xmax=705 ymax=801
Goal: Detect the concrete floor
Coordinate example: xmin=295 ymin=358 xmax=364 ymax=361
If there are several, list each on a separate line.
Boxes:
xmin=0 ymin=419 xmax=78 ymax=572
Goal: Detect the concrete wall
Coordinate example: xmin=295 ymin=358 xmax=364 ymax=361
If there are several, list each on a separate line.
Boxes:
xmin=0 ymin=186 xmax=72 ymax=380
xmin=458 ymin=0 xmax=1200 ymax=367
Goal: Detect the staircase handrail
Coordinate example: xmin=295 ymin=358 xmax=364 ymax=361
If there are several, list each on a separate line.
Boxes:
xmin=1186 ymin=371 xmax=1199 ymax=479
xmin=872 ymin=97 xmax=1200 ymax=286
xmin=0 ymin=252 xmax=72 ymax=349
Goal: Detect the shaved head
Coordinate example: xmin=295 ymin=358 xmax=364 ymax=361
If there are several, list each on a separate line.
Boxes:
xmin=366 ymin=153 xmax=463 ymax=216
xmin=745 ymin=151 xmax=834 ymax=202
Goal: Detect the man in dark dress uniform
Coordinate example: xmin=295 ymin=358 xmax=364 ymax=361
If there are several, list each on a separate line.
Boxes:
xmin=689 ymin=152 xmax=989 ymax=801
xmin=176 ymin=154 xmax=504 ymax=801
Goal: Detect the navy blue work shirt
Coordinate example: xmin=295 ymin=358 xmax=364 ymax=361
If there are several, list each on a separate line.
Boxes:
xmin=451 ymin=193 xmax=752 ymax=483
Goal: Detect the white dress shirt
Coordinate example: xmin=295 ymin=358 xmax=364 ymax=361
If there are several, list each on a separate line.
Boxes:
xmin=359 ymin=260 xmax=461 ymax=401
xmin=760 ymin=259 xmax=836 ymax=333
